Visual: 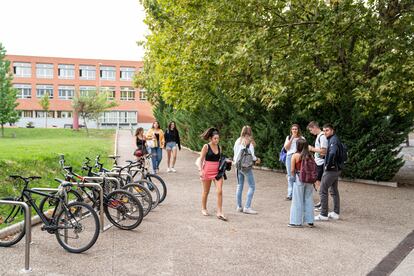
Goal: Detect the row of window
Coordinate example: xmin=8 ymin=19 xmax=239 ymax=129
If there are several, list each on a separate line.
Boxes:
xmin=13 ymin=84 xmax=147 ymax=101
xmin=13 ymin=62 xmax=138 ymax=81
xmin=19 ymin=110 xmax=138 ymax=124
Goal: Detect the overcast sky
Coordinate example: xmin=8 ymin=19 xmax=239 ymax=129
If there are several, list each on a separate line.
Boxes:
xmin=0 ymin=0 xmax=148 ymax=61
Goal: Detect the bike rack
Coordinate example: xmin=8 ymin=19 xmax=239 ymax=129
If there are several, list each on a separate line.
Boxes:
xmin=0 ymin=200 xmax=32 ymax=273
xmin=82 ymin=176 xmax=121 ymax=190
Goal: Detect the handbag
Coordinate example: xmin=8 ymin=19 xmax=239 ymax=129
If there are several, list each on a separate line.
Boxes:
xmin=146 ymin=140 xmax=154 ymax=148
xmin=134 ymin=149 xmax=143 ymax=157
xmin=279 ymin=146 xmax=287 ymax=164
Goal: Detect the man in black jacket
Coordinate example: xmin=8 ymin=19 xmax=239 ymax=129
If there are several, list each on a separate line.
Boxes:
xmin=315 ymin=123 xmax=341 ymax=221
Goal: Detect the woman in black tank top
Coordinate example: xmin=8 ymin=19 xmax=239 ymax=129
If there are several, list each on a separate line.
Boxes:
xmin=197 ymin=127 xmax=227 ymax=221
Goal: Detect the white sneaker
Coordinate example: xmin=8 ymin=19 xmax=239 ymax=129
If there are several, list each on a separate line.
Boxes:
xmin=328 ymin=212 xmax=340 ymax=220
xmin=314 ymin=214 xmax=329 ymax=221
xmin=171 ymin=168 xmax=177 ymax=172
xmin=236 ymin=206 xmax=243 ymax=212
xmin=167 ymin=168 xmax=171 ymax=173
xmin=243 ymin=208 xmax=258 ymax=215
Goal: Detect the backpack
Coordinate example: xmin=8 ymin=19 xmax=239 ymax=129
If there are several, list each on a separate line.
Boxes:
xmin=237 ymin=144 xmax=254 ymax=172
xmin=279 ymin=135 xmax=291 ymax=164
xmin=337 ymin=142 xmax=348 ymax=169
xmin=299 ymin=157 xmax=318 ymax=184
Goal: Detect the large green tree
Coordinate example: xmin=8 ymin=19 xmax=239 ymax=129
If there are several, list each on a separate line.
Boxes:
xmin=0 ymin=43 xmax=18 ymax=137
xmin=138 ymin=0 xmax=414 ymax=180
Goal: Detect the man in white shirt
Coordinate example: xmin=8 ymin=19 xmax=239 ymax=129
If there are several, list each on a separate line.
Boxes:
xmin=307 ymin=121 xmax=328 ymax=209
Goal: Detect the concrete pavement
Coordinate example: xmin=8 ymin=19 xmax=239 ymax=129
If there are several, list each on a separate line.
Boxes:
xmin=0 ymin=129 xmax=414 ymax=275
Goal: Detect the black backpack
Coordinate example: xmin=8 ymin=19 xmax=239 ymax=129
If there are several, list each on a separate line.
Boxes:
xmin=337 ymin=142 xmax=348 ymax=169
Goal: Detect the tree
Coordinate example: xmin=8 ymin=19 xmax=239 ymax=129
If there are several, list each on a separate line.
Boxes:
xmin=0 ymin=43 xmax=18 ymax=137
xmin=138 ymin=0 xmax=414 ymax=181
xmin=39 ymin=92 xmax=50 ymax=128
xmin=72 ymin=90 xmax=117 ymax=136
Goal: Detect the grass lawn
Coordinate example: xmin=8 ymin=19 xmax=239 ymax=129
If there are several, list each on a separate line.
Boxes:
xmin=0 ymin=128 xmax=115 ymax=198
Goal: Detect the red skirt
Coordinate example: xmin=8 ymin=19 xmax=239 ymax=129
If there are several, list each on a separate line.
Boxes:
xmin=201 ymin=161 xmax=219 ymax=181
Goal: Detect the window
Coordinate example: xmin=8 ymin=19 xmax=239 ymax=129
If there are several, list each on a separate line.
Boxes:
xmin=79 ymin=86 xmax=96 ymax=97
xmin=36 ymin=85 xmax=54 ymax=98
xmin=21 ymin=110 xmax=33 ymax=118
xmin=57 ymin=111 xmax=72 ymax=118
xmin=100 ymin=66 xmax=116 ymax=80
xmin=101 ymin=86 xmax=116 ymax=100
xmin=58 ymin=64 xmax=75 ymax=79
xmin=36 ymin=63 xmax=53 ymax=78
xmin=139 ymin=89 xmax=147 ymax=101
xmin=79 ymin=65 xmax=96 ymax=80
xmin=100 ymin=111 xmax=137 ymax=124
xmin=35 ymin=111 xmax=54 ymax=118
xmin=58 ymin=86 xmax=74 ymax=99
xmin=14 ymin=84 xmax=32 ymax=99
xmin=13 ymin=62 xmax=31 ymax=77
xmin=120 ymin=87 xmax=135 ymax=101
xmin=120 ymin=67 xmax=135 ymax=81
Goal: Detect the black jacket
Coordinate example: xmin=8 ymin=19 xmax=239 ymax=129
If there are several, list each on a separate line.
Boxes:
xmin=216 ymin=155 xmax=232 ymax=180
xmin=324 ymin=134 xmax=341 ymax=171
xmin=164 ymin=129 xmax=181 ymax=150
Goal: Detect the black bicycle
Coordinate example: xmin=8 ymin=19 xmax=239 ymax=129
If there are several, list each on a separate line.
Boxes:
xmin=0 ymin=175 xmax=100 ymax=253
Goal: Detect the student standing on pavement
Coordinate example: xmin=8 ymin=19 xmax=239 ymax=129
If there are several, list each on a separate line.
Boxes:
xmin=284 ymin=124 xmax=305 ymax=200
xmin=145 ymin=121 xmax=165 ymax=174
xmin=315 ymin=123 xmax=342 ymax=221
xmin=233 ymin=126 xmax=261 ymax=215
xmin=197 ymin=127 xmax=228 ymax=221
xmin=165 ymin=121 xmax=181 ymax=173
xmin=307 ymin=121 xmax=328 ymax=210
xmin=134 ymin=127 xmax=148 ymax=158
xmin=288 ymin=138 xmax=315 ymax=228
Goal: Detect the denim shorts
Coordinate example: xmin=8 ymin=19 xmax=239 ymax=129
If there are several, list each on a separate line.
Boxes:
xmin=166 ymin=141 xmax=177 ymax=150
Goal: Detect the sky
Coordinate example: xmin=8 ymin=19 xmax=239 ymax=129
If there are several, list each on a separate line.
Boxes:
xmin=0 ymin=0 xmax=148 ymax=61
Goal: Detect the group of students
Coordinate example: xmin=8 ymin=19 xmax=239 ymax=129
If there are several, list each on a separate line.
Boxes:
xmin=134 ymin=121 xmax=181 ymax=174
xmin=196 ymin=122 xmax=344 ymax=226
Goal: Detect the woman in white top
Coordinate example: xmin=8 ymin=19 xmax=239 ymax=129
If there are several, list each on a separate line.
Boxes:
xmin=233 ymin=126 xmax=260 ymax=214
xmin=284 ymin=124 xmax=305 ymax=200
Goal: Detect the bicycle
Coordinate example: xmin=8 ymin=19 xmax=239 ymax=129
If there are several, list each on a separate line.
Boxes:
xmin=0 ymin=175 xmax=99 ymax=253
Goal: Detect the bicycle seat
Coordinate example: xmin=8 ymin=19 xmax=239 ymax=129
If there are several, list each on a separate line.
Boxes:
xmin=63 ymin=166 xmax=73 ymax=171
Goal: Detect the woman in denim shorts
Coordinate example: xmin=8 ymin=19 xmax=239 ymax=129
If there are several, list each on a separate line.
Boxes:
xmin=164 ymin=121 xmax=181 ymax=172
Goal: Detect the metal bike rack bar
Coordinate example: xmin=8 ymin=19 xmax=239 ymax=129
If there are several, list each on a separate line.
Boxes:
xmin=82 ymin=176 xmax=121 ymax=190
xmin=0 ymin=200 xmax=32 ymax=273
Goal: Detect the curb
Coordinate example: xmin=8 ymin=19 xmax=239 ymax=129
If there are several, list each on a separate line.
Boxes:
xmin=183 ymin=146 xmax=398 ymax=188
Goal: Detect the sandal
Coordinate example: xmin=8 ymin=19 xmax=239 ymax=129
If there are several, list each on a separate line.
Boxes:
xmin=201 ymin=209 xmax=209 ymax=216
xmin=217 ymin=214 xmax=228 ymax=221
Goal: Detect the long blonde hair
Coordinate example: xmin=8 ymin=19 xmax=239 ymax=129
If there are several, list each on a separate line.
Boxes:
xmin=240 ymin=125 xmax=255 ymax=146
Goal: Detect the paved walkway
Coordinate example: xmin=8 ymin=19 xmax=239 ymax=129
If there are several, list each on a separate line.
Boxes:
xmin=1 ymin=129 xmax=414 ymax=275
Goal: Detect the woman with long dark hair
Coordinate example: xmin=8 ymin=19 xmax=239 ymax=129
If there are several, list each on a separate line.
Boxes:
xmin=288 ymin=138 xmax=315 ymax=228
xmin=165 ymin=121 xmax=181 ymax=172
xmin=197 ymin=127 xmax=228 ymax=221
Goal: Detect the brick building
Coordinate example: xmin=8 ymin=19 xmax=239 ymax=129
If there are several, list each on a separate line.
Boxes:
xmin=6 ymin=55 xmax=154 ymax=129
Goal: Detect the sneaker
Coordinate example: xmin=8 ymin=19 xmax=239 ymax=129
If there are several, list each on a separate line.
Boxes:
xmin=236 ymin=206 xmax=243 ymax=212
xmin=243 ymin=208 xmax=258 ymax=215
xmin=314 ymin=214 xmax=329 ymax=221
xmin=315 ymin=206 xmax=322 ymax=212
xmin=307 ymin=223 xmax=315 ymax=228
xmin=288 ymin=224 xmax=303 ymax=228
xmin=314 ymin=202 xmax=321 ymax=208
xmin=171 ymin=168 xmax=177 ymax=172
xmin=167 ymin=168 xmax=171 ymax=173
xmin=285 ymin=196 xmax=292 ymax=201
xmin=328 ymin=212 xmax=340 ymax=220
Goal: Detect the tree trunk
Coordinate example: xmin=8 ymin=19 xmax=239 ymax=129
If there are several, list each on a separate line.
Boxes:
xmin=83 ymin=117 xmax=89 ymax=136
xmin=1 ymin=124 xmax=4 ymax=137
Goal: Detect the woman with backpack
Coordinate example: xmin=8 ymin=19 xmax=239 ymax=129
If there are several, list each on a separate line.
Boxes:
xmin=283 ymin=124 xmax=305 ymax=200
xmin=233 ymin=126 xmax=260 ymax=214
xmin=288 ymin=138 xmax=315 ymax=228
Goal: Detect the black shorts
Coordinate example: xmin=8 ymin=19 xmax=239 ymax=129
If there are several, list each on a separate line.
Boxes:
xmin=317 ymin=165 xmax=324 ymax=181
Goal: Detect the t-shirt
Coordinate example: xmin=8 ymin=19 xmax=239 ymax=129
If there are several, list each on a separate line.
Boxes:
xmin=315 ymin=132 xmax=328 ymax=166
xmin=284 ymin=136 xmax=305 ymax=155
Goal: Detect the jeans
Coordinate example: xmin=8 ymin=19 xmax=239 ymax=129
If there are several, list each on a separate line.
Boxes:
xmin=236 ymin=169 xmax=256 ymax=209
xmin=320 ymin=170 xmax=341 ymax=216
xmin=151 ymin=147 xmax=162 ymax=171
xmin=290 ymin=174 xmax=314 ymax=225
xmin=285 ymin=154 xmax=294 ymax=197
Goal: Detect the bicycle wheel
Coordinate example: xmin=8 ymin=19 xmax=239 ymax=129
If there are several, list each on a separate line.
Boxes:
xmin=133 ymin=179 xmax=160 ymax=210
xmin=122 ymin=183 xmax=152 ymax=217
xmin=55 ymin=201 xmax=100 ymax=253
xmin=0 ymin=197 xmax=26 ymax=247
xmin=145 ymin=174 xmax=167 ymax=204
xmin=39 ymin=189 xmax=83 ymax=221
xmin=103 ymin=190 xmax=143 ymax=230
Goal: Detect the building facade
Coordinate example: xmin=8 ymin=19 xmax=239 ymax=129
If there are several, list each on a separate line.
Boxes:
xmin=6 ymin=55 xmax=154 ymax=129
